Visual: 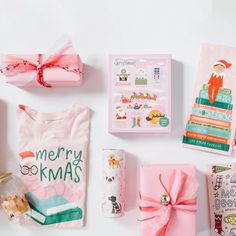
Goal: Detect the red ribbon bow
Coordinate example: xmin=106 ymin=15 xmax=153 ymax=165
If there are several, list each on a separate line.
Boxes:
xmin=139 ymin=169 xmax=198 ymax=236
xmin=0 ymin=42 xmax=82 ymax=88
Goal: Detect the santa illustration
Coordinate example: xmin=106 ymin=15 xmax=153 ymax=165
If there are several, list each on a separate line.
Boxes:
xmin=116 ymin=106 xmax=127 ymax=120
xmin=19 ymin=151 xmax=82 ymax=202
xmin=208 ymin=60 xmax=232 ymax=103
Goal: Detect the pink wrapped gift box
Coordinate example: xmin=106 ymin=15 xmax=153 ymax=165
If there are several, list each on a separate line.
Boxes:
xmin=139 ymin=164 xmax=198 ymax=236
xmin=0 ymin=43 xmax=83 ymax=88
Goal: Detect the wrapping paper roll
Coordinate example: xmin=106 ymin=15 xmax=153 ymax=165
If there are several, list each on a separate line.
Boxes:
xmin=102 ymin=149 xmax=125 ymax=218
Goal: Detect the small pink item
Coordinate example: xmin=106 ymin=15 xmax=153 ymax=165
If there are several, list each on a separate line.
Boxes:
xmin=0 ymin=172 xmax=30 ymax=221
xmin=207 ymin=164 xmax=236 ymax=236
xmin=139 ymin=164 xmax=198 ymax=236
xmin=109 ymin=55 xmax=171 ymax=133
xmin=0 ymin=42 xmax=83 ymax=88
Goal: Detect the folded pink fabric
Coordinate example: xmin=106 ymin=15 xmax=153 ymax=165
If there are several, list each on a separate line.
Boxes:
xmin=17 ymin=103 xmax=90 ymax=228
xmin=0 ymin=42 xmax=83 ymax=88
xmin=139 ymin=164 xmax=198 ymax=236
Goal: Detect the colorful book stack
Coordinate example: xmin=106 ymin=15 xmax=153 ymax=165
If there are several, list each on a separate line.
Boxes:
xmin=183 ymin=84 xmax=233 ymax=152
xmin=26 ymin=192 xmax=83 ymax=225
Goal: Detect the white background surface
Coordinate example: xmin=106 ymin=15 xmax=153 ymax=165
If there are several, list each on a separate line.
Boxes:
xmin=0 ymin=0 xmax=236 ymax=235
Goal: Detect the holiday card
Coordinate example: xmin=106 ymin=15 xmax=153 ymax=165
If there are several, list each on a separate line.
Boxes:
xmin=183 ymin=44 xmax=236 ymax=155
xmin=108 ymin=55 xmax=171 ymax=133
xmin=207 ymin=164 xmax=236 ymax=236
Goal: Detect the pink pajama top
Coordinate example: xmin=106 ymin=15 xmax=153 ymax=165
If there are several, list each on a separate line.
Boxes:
xmin=17 ymin=103 xmax=90 ymax=227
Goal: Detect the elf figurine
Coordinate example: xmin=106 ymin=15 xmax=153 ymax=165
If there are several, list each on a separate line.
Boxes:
xmin=208 ymin=60 xmax=232 ymax=104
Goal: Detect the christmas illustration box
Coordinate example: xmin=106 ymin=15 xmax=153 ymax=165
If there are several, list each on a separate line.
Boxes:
xmin=108 ymin=54 xmax=171 ymax=133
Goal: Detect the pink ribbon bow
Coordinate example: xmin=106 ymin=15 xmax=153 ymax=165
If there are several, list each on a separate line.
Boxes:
xmin=139 ymin=169 xmax=198 ymax=236
xmin=0 ymin=42 xmax=82 ymax=88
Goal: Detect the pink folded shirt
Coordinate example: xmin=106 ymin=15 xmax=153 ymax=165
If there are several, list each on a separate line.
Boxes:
xmin=17 ymin=103 xmax=90 ymax=227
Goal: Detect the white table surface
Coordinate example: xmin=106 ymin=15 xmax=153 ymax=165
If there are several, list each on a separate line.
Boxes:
xmin=0 ymin=0 xmax=236 ymax=235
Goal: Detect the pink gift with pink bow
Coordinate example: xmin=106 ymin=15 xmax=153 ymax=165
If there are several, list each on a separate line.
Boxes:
xmin=0 ymin=42 xmax=83 ymax=88
xmin=139 ymin=164 xmax=198 ymax=236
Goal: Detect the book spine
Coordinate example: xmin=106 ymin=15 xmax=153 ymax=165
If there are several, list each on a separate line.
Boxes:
xmin=193 ymin=103 xmax=232 ymax=114
xmin=187 ymin=121 xmax=231 ymax=132
xmin=189 ymin=114 xmax=231 ymax=128
xmin=195 ymin=97 xmax=233 ymax=110
xmin=185 ymin=131 xmax=228 ymax=144
xmin=202 ymin=84 xmax=232 ymax=95
xmin=186 ymin=123 xmax=231 ymax=139
xmin=183 ymin=136 xmax=230 ymax=151
xmin=192 ymin=107 xmax=232 ymax=121
xmin=199 ymin=89 xmax=232 ymax=103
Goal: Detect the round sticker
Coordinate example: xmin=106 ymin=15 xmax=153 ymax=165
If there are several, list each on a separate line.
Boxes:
xmin=159 ymin=117 xmax=169 ymax=127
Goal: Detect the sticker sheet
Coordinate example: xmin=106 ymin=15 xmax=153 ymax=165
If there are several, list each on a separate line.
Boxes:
xmin=183 ymin=44 xmax=236 ymax=155
xmin=109 ymin=55 xmax=171 ymax=133
xmin=207 ymin=164 xmax=236 ymax=236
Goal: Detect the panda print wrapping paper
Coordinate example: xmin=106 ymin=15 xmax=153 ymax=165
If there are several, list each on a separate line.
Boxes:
xmin=102 ymin=149 xmax=125 ymax=218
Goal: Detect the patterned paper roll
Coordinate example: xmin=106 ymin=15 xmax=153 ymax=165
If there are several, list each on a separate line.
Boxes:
xmin=102 ymin=149 xmax=125 ymax=218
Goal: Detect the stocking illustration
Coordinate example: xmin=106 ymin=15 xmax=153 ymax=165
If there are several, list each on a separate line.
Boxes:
xmin=214 ymin=213 xmax=225 ymax=235
xmin=131 ymin=117 xmax=136 ymax=128
xmin=214 ymin=175 xmax=223 ymax=190
xmin=137 ymin=117 xmax=141 ymax=127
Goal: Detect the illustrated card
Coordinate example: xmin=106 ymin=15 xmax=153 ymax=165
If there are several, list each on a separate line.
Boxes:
xmin=208 ymin=164 xmax=236 ymax=236
xmin=109 ymin=55 xmax=171 ymax=133
xmin=183 ymin=44 xmax=236 ymax=155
